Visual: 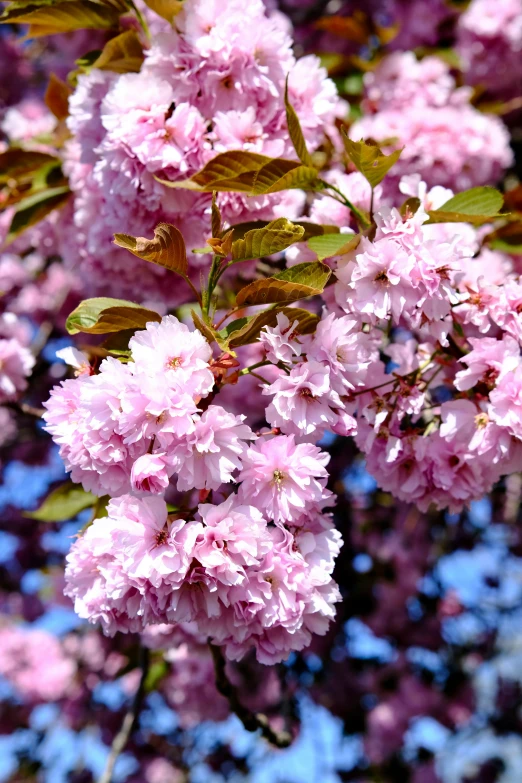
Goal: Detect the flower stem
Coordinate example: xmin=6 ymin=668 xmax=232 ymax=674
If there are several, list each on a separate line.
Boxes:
xmin=320 ymin=181 xmax=371 ymax=229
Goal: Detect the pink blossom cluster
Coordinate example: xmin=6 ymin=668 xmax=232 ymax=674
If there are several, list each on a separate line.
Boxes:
xmin=0 ymin=625 xmax=76 ymax=702
xmin=457 ymin=0 xmax=522 ymax=99
xmin=44 ymin=315 xmax=250 ymax=496
xmin=326 ymin=184 xmax=522 ymax=512
xmin=47 ymin=313 xmax=342 ymax=662
xmin=0 ymin=312 xmax=35 ymax=404
xmin=0 ymin=246 xmax=81 ymax=322
xmin=1 ymin=98 xmax=56 ymax=144
xmin=63 ymin=0 xmax=342 ymax=304
xmin=350 ymin=52 xmax=513 ymax=192
xmin=64 ymin=486 xmax=341 ymax=664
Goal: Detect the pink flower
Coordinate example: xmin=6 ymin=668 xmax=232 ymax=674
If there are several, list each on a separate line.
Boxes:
xmin=263 ymin=360 xmax=341 ymax=438
xmin=0 ymin=336 xmax=35 ymax=402
xmin=129 ymin=315 xmax=214 ymax=399
xmin=439 ymin=399 xmax=510 ymax=461
xmin=337 ymin=235 xmax=418 ymax=323
xmin=195 ymin=495 xmax=272 ymax=585
xmin=118 ymin=371 xmax=197 ymax=448
xmin=131 ymin=452 xmax=171 ymax=494
xmin=108 ymin=495 xmax=197 ymax=588
xmin=455 ymin=336 xmax=520 ymax=391
xmin=490 ymin=365 xmax=522 ymax=440
xmin=259 ymin=311 xmax=304 ymax=364
xmin=307 ymin=311 xmax=376 ymax=393
xmin=238 ymin=435 xmax=331 ymax=523
xmin=0 ymin=626 xmax=76 ymax=703
xmin=1 ymin=98 xmax=55 ymax=141
xmin=171 ymin=405 xmax=255 ymax=491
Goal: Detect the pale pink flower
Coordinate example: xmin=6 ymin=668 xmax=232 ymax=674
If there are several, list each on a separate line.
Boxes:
xmin=1 ymin=98 xmax=56 ymax=141
xmin=439 ymin=399 xmax=510 ymax=461
xmin=171 ymin=405 xmax=255 ymax=490
xmin=0 ymin=626 xmax=76 ymax=703
xmin=338 ymin=236 xmax=418 ymax=323
xmin=263 ymin=360 xmax=341 ymax=438
xmin=129 ymin=315 xmax=214 ymax=399
xmin=259 ymin=311 xmax=304 ymax=364
xmin=490 ymin=365 xmax=522 ymax=441
xmin=455 ymin=336 xmax=520 ymax=391
xmin=131 ymin=452 xmax=171 ymax=494
xmin=195 ymin=495 xmax=272 ymax=585
xmin=238 ymin=435 xmax=331 ymax=523
xmin=108 ymin=495 xmax=197 ymax=588
xmin=307 ymin=311 xmax=376 ymax=393
xmin=0 ymin=337 xmax=35 ymax=402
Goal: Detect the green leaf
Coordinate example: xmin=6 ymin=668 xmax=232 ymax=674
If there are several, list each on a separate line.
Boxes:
xmin=231 ymin=218 xmax=305 ymax=261
xmin=26 ymin=481 xmax=96 ymax=522
xmin=44 ymin=73 xmax=72 ymax=120
xmin=101 ymin=329 xmax=135 ymax=356
xmin=399 ymin=196 xmax=421 ymax=218
xmin=141 ymin=0 xmax=183 ymax=21
xmin=307 ymin=233 xmax=360 ymax=261
xmin=144 ymin=660 xmax=168 ymax=693
xmin=7 ymin=185 xmax=70 ymax=242
xmin=427 ymin=187 xmax=507 ymax=225
xmin=284 ymin=76 xmax=314 ymax=168
xmin=192 ymin=151 xmax=270 ymax=190
xmin=211 ymin=191 xmax=221 ymax=238
xmin=191 ymin=309 xmax=219 ymax=344
xmin=91 ymin=29 xmax=144 ymax=73
xmin=93 ymin=495 xmax=110 ymax=519
xmin=437 ymin=187 xmax=504 ymax=216
xmin=342 ymin=132 xmax=403 ymax=188
xmin=227 ymin=306 xmax=320 ymax=348
xmin=114 ymin=223 xmax=188 ymax=277
xmin=218 ymin=317 xmax=250 ymax=340
xmin=236 ymin=261 xmax=331 ymax=307
xmin=483 ymin=220 xmax=522 ymax=251
xmin=66 ymin=297 xmax=161 ymax=335
xmin=0 ymin=149 xmax=59 ymax=184
xmin=252 ymin=159 xmax=319 ymax=195
xmin=489 ymin=241 xmax=522 ymax=254
xmin=227 ymin=220 xmax=340 ymax=243
xmin=155 ymin=151 xmax=320 ymax=195
xmin=0 ymin=0 xmax=125 ymax=36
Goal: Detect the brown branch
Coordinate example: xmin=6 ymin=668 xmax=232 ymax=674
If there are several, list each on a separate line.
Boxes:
xmin=208 ymin=641 xmax=292 ymax=749
xmin=6 ymin=401 xmax=45 ymax=418
xmin=98 ymin=647 xmax=150 ymax=783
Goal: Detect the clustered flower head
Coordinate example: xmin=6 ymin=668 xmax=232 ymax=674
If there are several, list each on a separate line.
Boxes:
xmin=350 ymin=51 xmax=513 ymax=193
xmin=44 ymin=315 xmax=250 ymax=496
xmin=64 ymin=476 xmax=341 ymax=664
xmin=0 ymin=626 xmax=76 ymax=702
xmin=63 ymin=0 xmax=342 ymax=304
xmin=0 ymin=313 xmax=35 ymax=404
xmin=457 ymin=0 xmax=522 ymax=99
xmin=327 ymin=179 xmax=522 ymax=513
xmin=49 ymin=313 xmax=341 ymax=663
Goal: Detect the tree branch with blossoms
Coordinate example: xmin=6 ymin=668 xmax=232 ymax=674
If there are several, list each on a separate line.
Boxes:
xmin=3 ymin=5 xmax=522 ymax=777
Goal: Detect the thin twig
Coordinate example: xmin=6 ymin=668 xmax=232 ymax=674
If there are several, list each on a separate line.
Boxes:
xmin=6 ymin=401 xmax=45 ymax=418
xmin=208 ymin=641 xmax=292 ymax=749
xmin=184 ymin=276 xmax=203 ymax=306
xmin=319 ymin=180 xmax=371 ymax=229
xmin=239 ymin=360 xmax=271 ymax=376
xmin=98 ymin=647 xmax=150 ymax=783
